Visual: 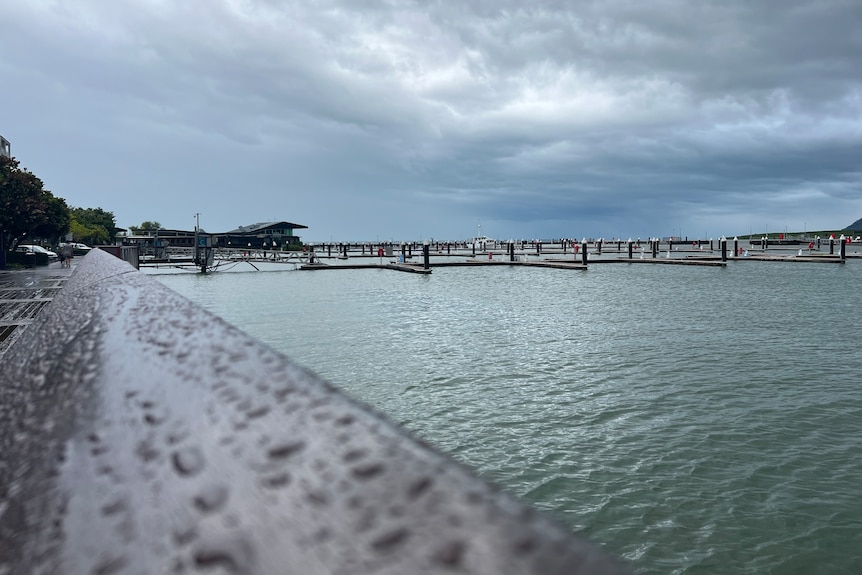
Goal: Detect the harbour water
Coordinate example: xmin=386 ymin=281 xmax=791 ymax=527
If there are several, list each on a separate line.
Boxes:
xmin=153 ymin=260 xmax=862 ymax=574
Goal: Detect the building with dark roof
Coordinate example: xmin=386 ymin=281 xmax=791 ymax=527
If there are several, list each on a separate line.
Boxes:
xmin=0 ymin=134 xmax=10 ymax=158
xmin=217 ymin=221 xmax=308 ymax=250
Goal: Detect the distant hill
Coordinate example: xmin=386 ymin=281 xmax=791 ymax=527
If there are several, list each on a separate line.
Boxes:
xmin=846 ymin=217 xmax=862 ymax=230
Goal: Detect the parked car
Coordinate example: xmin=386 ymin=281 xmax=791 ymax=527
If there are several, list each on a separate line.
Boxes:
xmin=16 ymin=245 xmax=59 ymax=260
xmin=58 ymin=242 xmax=92 ymax=255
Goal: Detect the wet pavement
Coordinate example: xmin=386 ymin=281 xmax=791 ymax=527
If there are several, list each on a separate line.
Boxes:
xmin=0 ymin=261 xmax=75 ymax=356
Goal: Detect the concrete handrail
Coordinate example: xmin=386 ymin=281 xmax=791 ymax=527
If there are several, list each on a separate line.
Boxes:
xmin=0 ymin=249 xmax=629 ymax=574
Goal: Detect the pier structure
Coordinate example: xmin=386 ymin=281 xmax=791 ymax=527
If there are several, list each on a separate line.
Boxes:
xmin=130 ymin=235 xmax=859 ymax=275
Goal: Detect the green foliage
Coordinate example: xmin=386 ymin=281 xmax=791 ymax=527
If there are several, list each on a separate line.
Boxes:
xmin=1 ymin=155 xmax=71 ymax=248
xmin=70 ymin=206 xmax=117 ymax=245
xmin=129 ymin=221 xmax=162 ymax=233
xmin=70 ymin=219 xmax=109 ymax=245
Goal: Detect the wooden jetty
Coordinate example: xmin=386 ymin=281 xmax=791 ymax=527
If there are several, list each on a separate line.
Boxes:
xmin=300 ymin=262 xmax=432 ymax=274
xmin=139 ymin=237 xmax=861 ymax=275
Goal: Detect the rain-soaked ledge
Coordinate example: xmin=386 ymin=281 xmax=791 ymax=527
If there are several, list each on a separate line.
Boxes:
xmin=0 ymin=248 xmax=629 ymax=574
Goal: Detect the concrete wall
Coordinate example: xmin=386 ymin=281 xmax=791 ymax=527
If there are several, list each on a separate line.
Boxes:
xmin=0 ymin=249 xmax=629 ymax=574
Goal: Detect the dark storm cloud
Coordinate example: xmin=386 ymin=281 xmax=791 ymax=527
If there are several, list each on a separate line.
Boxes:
xmin=1 ymin=0 xmax=859 ymax=240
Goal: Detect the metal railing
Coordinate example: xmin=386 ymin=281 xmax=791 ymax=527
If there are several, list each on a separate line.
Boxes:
xmin=0 ymin=249 xmax=629 ymax=574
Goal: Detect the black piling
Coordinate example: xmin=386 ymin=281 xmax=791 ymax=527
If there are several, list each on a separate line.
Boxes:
xmin=423 ymin=244 xmax=430 ymax=269
xmin=628 ymin=241 xmax=633 ymax=259
xmin=840 ymin=239 xmax=846 ymax=261
xmin=581 ymin=242 xmax=588 ymax=266
xmin=721 ymin=239 xmax=727 ymax=262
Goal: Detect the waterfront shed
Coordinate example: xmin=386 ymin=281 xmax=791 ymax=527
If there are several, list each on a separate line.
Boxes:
xmin=218 ymin=221 xmax=307 ymax=250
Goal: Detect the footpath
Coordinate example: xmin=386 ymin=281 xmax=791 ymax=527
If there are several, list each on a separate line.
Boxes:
xmin=0 ymin=260 xmax=75 ymax=357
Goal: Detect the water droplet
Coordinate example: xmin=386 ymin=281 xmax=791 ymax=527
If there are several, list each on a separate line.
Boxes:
xmin=93 ymin=555 xmax=128 ymax=575
xmin=407 ymin=477 xmax=433 ymax=500
xmin=192 ymin=537 xmax=256 ymax=572
xmin=193 ymin=484 xmax=229 ymax=513
xmin=342 ymin=449 xmax=367 ymax=463
xmin=261 ymin=472 xmax=291 ymax=488
xmin=267 ymin=441 xmax=305 ymax=460
xmin=246 ymin=405 xmax=270 ymax=419
xmin=352 ymin=462 xmax=385 ymax=480
xmin=101 ymin=497 xmax=127 ymax=516
xmin=371 ymin=527 xmax=410 ymax=552
xmin=135 ymin=440 xmax=160 ymax=463
xmin=172 ymin=447 xmax=206 ymax=477
xmin=434 ymin=541 xmax=466 ymax=567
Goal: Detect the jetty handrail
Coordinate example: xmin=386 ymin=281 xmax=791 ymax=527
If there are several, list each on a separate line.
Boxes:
xmin=0 ymin=248 xmax=628 ymax=574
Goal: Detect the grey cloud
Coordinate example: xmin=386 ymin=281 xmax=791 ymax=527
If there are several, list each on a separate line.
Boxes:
xmin=0 ymin=0 xmax=859 ymax=239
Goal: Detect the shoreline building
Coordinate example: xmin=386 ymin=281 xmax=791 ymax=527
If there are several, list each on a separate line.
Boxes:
xmin=217 ymin=221 xmax=308 ymax=250
xmin=0 ymin=134 xmax=10 ymax=158
xmin=123 ymin=221 xmax=308 ymax=256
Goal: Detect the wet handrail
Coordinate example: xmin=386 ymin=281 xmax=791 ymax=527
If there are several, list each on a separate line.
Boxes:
xmin=0 ymin=249 xmax=628 ymax=574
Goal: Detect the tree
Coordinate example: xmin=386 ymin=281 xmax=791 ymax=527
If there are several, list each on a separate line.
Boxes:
xmin=129 ymin=221 xmax=162 ymax=233
xmin=70 ymin=207 xmax=117 ymax=245
xmin=1 ymin=155 xmax=71 ymax=249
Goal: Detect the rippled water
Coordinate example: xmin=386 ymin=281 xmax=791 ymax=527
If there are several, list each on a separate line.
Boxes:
xmin=154 ymin=261 xmax=862 ymax=574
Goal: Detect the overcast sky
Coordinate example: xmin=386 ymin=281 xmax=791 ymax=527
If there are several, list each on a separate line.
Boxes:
xmin=2 ymin=0 xmax=860 ymax=242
